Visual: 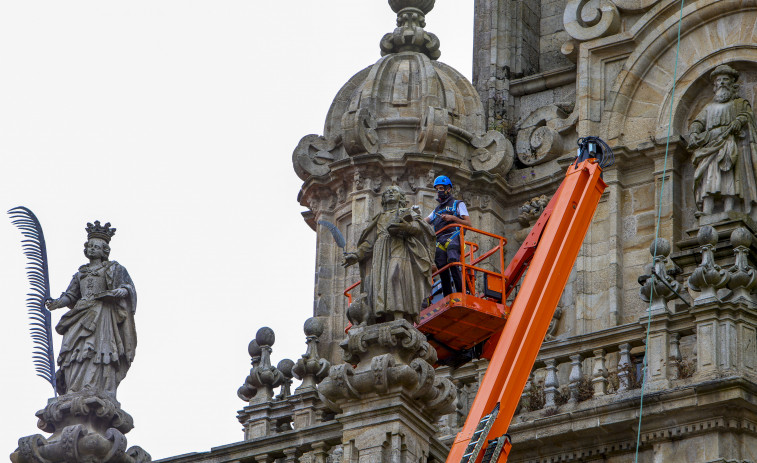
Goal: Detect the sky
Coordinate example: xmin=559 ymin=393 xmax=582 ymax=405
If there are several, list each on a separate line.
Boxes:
xmin=0 ymin=1 xmax=474 ymax=459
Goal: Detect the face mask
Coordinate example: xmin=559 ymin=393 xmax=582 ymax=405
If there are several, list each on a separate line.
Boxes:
xmin=437 ymin=190 xmax=450 ymax=202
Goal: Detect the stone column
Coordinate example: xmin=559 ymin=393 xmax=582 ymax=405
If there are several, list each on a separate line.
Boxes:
xmin=543 ymin=358 xmax=559 ymax=408
xmin=591 ymin=349 xmax=608 ymax=396
xmin=616 ymin=342 xmax=632 ymax=392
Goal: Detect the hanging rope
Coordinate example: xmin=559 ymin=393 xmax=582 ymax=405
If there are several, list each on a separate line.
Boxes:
xmin=634 ymin=0 xmax=687 ymax=460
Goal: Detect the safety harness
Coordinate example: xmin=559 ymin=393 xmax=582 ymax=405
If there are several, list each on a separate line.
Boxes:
xmin=431 ymin=199 xmax=461 ymax=251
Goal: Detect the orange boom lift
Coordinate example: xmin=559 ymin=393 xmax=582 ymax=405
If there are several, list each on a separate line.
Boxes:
xmin=435 ymin=138 xmax=611 ymax=463
xmin=343 ymin=138 xmax=611 ymax=462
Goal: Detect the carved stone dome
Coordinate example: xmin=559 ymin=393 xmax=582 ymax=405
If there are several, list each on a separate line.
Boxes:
xmin=322 ymin=52 xmax=488 ymax=159
xmin=293 ymin=1 xmax=513 ymax=183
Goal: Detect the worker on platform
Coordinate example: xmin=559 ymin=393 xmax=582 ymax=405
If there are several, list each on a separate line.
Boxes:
xmin=425 ymin=175 xmax=472 ymax=296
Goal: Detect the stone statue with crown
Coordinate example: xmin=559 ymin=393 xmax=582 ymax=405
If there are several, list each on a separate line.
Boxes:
xmin=12 ymin=221 xmax=149 ymax=463
xmin=46 ymin=221 xmax=137 ymax=397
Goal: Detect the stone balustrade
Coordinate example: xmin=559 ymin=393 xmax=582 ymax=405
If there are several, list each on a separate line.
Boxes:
xmin=511 ymin=323 xmax=699 ymax=416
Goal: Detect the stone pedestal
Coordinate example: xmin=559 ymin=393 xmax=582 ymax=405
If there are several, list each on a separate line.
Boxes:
xmin=641 ymin=312 xmax=673 ymax=391
xmin=692 ymin=301 xmax=757 ymax=380
xmin=319 ymin=319 xmax=456 ymax=462
xmin=340 ymin=393 xmax=438 ymax=462
xmin=11 ymin=391 xmax=150 ymax=463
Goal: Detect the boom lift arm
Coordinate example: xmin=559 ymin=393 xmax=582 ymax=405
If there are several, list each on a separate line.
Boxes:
xmin=446 ymin=139 xmax=611 ymax=463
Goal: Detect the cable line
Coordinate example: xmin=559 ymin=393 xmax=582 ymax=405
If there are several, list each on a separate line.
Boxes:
xmin=635 ymin=0 xmax=686 ymax=460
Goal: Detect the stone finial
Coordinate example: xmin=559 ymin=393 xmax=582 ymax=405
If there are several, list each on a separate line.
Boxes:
xmin=238 ymin=340 xmax=262 ymax=401
xmin=276 ymin=359 xmax=295 ymax=399
xmin=639 ymin=238 xmax=682 ymax=313
xmin=248 ymin=339 xmax=262 ymax=362
xmin=727 ymin=227 xmax=757 ymax=304
xmin=689 ymin=226 xmax=729 ymax=302
xmin=239 ymin=327 xmax=285 ymax=404
xmin=380 ymin=0 xmax=441 ymax=59
xmin=293 ymin=317 xmax=331 ymax=392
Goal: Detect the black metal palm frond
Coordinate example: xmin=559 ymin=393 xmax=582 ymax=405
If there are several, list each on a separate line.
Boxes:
xmin=8 ymin=206 xmax=57 ymax=396
xmin=318 ymin=220 xmax=346 ymax=249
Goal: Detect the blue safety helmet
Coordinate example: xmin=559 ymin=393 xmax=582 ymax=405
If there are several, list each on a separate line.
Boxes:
xmin=433 ymin=175 xmax=453 ymax=188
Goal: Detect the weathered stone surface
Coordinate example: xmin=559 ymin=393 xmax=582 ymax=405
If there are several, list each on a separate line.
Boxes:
xmin=11 ymin=222 xmax=149 ymax=463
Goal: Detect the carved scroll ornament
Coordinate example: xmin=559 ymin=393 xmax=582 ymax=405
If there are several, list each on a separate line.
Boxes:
xmin=342 ymin=107 xmax=379 ymax=156
xmin=418 ymin=106 xmax=448 ymax=154
xmin=516 ymin=105 xmax=576 ymax=166
xmin=564 ymin=0 xmax=621 ymax=42
xmin=292 ymin=134 xmax=339 ymax=180
xmin=470 ymin=131 xmax=515 ymax=176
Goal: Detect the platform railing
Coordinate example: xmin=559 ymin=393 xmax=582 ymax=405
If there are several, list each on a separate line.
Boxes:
xmin=343 ymin=224 xmax=508 ymax=305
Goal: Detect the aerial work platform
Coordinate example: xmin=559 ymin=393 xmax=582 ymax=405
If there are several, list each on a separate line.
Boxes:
xmin=344 ymin=137 xmax=612 ymax=462
xmin=417 ymin=224 xmax=509 ymax=362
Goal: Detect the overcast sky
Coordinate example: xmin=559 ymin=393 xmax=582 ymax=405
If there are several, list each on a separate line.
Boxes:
xmin=0 ymin=1 xmax=473 ymax=459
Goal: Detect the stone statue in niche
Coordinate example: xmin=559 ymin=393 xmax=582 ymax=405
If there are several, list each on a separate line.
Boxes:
xmin=46 ymin=221 xmax=137 ymax=397
xmin=343 ymin=186 xmax=435 ymax=324
xmin=688 ymin=64 xmax=757 ymax=217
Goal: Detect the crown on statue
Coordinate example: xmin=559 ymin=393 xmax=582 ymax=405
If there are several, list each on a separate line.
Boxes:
xmin=86 ymin=220 xmax=116 ymax=243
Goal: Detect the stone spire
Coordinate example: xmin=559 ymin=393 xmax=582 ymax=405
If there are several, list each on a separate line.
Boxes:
xmin=380 ymin=0 xmax=441 ymax=59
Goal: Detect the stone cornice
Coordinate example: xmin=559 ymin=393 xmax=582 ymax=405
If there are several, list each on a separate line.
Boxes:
xmin=509 ymin=376 xmax=757 ymax=461
xmin=155 ymin=421 xmax=343 ymax=463
xmin=509 ymin=66 xmax=577 ymax=97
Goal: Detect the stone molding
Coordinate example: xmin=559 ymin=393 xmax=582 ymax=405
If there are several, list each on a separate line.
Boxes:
xmin=508 ymin=376 xmax=757 ymax=462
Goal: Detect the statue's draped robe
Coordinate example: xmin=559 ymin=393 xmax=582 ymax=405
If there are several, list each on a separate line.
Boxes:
xmin=690 ymin=97 xmax=757 ymax=212
xmin=355 ymin=207 xmax=435 ymax=321
xmin=55 ymin=261 xmax=137 ymax=396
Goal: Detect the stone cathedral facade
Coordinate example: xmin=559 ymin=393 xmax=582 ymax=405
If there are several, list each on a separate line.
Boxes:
xmin=160 ymin=1 xmax=757 ymax=462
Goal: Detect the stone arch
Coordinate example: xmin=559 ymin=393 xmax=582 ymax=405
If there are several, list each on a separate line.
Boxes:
xmin=602 ymin=0 xmax=757 ymax=144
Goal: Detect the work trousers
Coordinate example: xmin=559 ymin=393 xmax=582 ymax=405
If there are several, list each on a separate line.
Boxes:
xmin=435 ymin=235 xmax=462 ymax=296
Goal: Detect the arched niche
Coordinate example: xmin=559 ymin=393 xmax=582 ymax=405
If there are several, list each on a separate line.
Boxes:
xmin=601 ymin=0 xmax=757 ymax=145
